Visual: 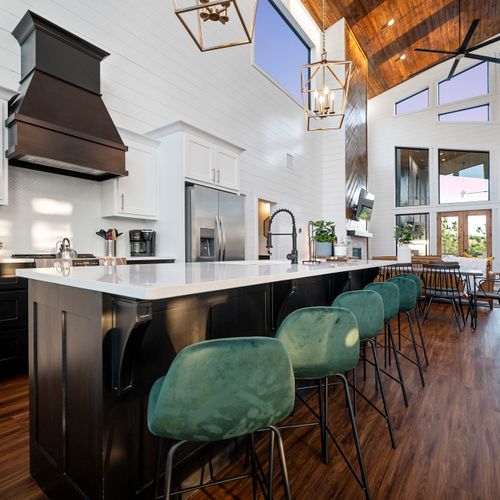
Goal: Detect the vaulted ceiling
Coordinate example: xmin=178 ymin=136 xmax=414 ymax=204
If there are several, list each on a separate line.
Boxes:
xmin=300 ymin=0 xmax=500 ymax=98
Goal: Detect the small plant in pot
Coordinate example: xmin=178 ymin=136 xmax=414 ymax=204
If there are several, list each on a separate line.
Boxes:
xmin=313 ymin=220 xmax=336 ymax=258
xmin=394 ymin=224 xmax=423 ymax=262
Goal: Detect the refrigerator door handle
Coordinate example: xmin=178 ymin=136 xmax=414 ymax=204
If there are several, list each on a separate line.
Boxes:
xmin=216 ymin=215 xmax=222 ymax=261
xmin=220 ymin=216 xmax=227 ymax=261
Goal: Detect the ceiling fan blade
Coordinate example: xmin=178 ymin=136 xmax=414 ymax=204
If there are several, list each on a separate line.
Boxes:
xmin=414 ymin=48 xmax=458 ymax=55
xmin=459 ymin=19 xmax=480 ymax=52
xmin=467 ymin=34 xmax=500 ymax=53
xmin=465 ymin=53 xmax=500 ymax=64
xmin=447 ymin=58 xmax=460 ymax=80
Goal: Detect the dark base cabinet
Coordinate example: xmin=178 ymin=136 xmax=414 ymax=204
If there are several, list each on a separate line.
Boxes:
xmin=27 ymin=269 xmax=378 ymax=499
xmin=0 ymin=277 xmax=28 ymax=377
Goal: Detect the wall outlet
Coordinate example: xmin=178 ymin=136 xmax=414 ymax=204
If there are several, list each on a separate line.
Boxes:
xmin=286 ymin=153 xmax=294 ymax=171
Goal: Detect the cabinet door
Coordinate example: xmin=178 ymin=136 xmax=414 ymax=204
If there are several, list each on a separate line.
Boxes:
xmin=215 ymin=146 xmax=239 ymax=191
xmin=185 ymin=135 xmax=214 ymax=184
xmin=118 ymin=140 xmax=159 ymax=219
xmin=0 ymin=98 xmax=8 ymax=205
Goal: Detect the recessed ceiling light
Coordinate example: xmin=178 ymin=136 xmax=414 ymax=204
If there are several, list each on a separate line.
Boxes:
xmin=399 ymin=54 xmax=406 ymax=61
xmin=387 ymin=18 xmax=395 ymax=26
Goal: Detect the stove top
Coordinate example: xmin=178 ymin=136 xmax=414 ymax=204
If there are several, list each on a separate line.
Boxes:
xmin=11 ymin=254 xmax=126 ymax=269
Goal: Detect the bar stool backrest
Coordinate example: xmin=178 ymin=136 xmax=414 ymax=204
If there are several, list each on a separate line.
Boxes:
xmin=332 ymin=290 xmax=384 ymax=340
xmin=387 ymin=276 xmax=417 ymax=311
xmin=276 ymin=306 xmax=360 ymax=379
xmin=421 ymin=262 xmax=465 ymax=297
xmin=364 ymin=282 xmax=400 ymax=321
xmin=147 ymin=337 xmax=295 ymax=441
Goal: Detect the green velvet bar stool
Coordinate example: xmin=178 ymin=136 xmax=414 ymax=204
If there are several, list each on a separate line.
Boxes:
xmin=393 ymin=273 xmax=429 ymax=366
xmin=148 ymin=337 xmax=295 ymax=499
xmin=364 ymin=282 xmax=409 ymax=407
xmin=276 ymin=306 xmax=371 ymax=500
xmin=332 ymin=290 xmax=397 ymax=449
xmin=388 ymin=276 xmax=426 ymax=387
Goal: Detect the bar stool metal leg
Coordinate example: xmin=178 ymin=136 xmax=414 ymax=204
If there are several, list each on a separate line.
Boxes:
xmin=337 ymin=373 xmax=372 ymax=500
xmin=368 ymin=339 xmax=397 ymax=449
xmin=413 ymin=309 xmax=429 ymax=366
xmin=405 ymin=311 xmax=426 ymax=387
xmin=163 ymin=441 xmax=186 ymax=499
xmin=386 ymin=321 xmax=409 ymax=407
xmin=269 ymin=426 xmax=292 ymax=500
xmin=268 ymin=430 xmax=275 ymax=500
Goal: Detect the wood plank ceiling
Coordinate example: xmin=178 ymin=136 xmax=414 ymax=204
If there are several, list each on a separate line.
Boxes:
xmin=300 ymin=0 xmax=500 ymax=98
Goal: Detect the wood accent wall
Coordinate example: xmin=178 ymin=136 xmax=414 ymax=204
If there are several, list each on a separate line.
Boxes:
xmin=345 ymin=25 xmax=368 ymax=220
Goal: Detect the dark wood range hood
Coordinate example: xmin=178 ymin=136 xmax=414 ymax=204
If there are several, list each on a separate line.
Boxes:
xmin=5 ymin=11 xmax=128 ymax=181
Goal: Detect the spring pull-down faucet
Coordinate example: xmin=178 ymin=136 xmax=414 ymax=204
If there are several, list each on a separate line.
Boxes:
xmin=266 ymin=208 xmax=298 ymax=264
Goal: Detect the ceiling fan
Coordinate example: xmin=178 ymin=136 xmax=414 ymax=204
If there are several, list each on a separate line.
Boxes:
xmin=414 ymin=17 xmax=500 ymax=81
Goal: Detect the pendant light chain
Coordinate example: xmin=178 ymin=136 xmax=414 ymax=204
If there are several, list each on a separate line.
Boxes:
xmin=321 ymin=0 xmax=326 ymax=59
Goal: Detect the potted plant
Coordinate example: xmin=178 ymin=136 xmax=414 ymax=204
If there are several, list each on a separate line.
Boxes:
xmin=394 ymin=224 xmax=423 ymax=262
xmin=313 ymin=220 xmax=336 ymax=257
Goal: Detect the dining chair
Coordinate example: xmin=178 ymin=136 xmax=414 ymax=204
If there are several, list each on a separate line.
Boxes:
xmin=421 ymin=262 xmax=468 ymax=331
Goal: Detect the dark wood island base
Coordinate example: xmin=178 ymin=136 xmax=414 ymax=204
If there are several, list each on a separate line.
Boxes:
xmin=28 ymin=267 xmax=379 ymax=499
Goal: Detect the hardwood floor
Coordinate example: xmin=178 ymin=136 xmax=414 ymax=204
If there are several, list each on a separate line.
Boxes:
xmin=2 ymin=304 xmax=500 ymax=499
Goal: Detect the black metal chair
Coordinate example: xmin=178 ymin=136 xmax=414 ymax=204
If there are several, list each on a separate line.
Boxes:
xmin=421 ymin=262 xmax=468 ymax=331
xmin=469 ymin=276 xmax=500 ymax=330
xmin=379 ymin=263 xmax=413 ymax=281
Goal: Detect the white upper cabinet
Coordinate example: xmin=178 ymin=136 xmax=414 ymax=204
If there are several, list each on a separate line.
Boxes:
xmin=0 ymin=87 xmax=17 ymax=206
xmin=101 ymin=129 xmax=160 ymax=219
xmin=185 ymin=134 xmax=214 ymax=184
xmin=153 ymin=121 xmax=244 ymax=192
xmin=214 ymin=146 xmax=239 ymax=191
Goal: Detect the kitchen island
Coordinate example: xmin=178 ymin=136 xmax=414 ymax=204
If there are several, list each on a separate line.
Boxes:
xmin=17 ymin=260 xmax=393 ymax=499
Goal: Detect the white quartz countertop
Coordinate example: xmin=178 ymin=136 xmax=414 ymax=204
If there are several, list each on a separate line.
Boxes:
xmin=0 ymin=258 xmax=36 ymax=264
xmin=125 ymin=256 xmax=176 ymax=261
xmin=16 ymin=260 xmax=395 ymax=300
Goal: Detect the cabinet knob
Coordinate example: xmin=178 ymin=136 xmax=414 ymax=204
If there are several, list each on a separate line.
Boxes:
xmin=121 ymin=193 xmax=125 ymax=210
xmin=217 ymin=169 xmax=220 ymax=183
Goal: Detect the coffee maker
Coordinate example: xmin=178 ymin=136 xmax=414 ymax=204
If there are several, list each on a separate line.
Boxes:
xmin=129 ymin=230 xmax=156 ymax=257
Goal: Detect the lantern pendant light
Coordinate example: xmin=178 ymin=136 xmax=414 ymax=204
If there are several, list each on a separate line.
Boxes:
xmin=174 ymin=0 xmax=258 ymax=52
xmin=301 ymin=0 xmax=352 ymax=131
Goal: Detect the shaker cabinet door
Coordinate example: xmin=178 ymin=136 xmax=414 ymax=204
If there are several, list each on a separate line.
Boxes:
xmin=101 ymin=132 xmax=160 ymax=220
xmin=185 ymin=134 xmax=214 ymax=184
xmin=118 ymin=141 xmax=159 ymax=218
xmin=214 ymin=146 xmax=239 ymax=191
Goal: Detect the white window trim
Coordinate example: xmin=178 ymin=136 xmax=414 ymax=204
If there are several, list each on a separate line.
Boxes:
xmin=436 ymin=101 xmax=492 ymax=125
xmin=436 ymin=61 xmax=491 ymax=108
xmin=393 ymin=88 xmax=430 ymax=117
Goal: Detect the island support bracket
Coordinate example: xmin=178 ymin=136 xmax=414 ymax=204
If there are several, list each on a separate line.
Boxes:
xmin=110 ymin=298 xmax=153 ymax=396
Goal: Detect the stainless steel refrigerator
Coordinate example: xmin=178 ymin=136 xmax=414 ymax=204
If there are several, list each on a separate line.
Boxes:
xmin=185 ymin=184 xmax=245 ymax=262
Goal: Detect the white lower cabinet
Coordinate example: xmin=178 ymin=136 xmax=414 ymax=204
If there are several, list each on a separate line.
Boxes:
xmin=101 ymin=129 xmax=160 ymax=220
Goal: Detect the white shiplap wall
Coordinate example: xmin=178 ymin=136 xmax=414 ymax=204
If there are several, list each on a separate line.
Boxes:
xmin=0 ymin=0 xmax=347 ymax=259
xmin=368 ymin=40 xmax=500 ymax=269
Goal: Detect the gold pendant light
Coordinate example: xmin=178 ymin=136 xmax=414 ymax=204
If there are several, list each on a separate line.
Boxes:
xmin=174 ymin=0 xmax=258 ymax=52
xmin=301 ymin=0 xmax=352 ymax=131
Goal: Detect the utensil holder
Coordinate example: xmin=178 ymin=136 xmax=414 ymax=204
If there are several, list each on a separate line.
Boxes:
xmin=105 ymin=240 xmax=116 ymax=257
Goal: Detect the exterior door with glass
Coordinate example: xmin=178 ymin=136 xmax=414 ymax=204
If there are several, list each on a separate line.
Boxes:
xmin=437 ymin=210 xmax=491 ymax=257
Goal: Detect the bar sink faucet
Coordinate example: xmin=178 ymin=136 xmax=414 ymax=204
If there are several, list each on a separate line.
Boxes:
xmin=266 ymin=208 xmax=298 ymax=264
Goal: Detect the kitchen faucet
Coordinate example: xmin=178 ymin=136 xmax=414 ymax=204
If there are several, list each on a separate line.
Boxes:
xmin=266 ymin=208 xmax=298 ymax=264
